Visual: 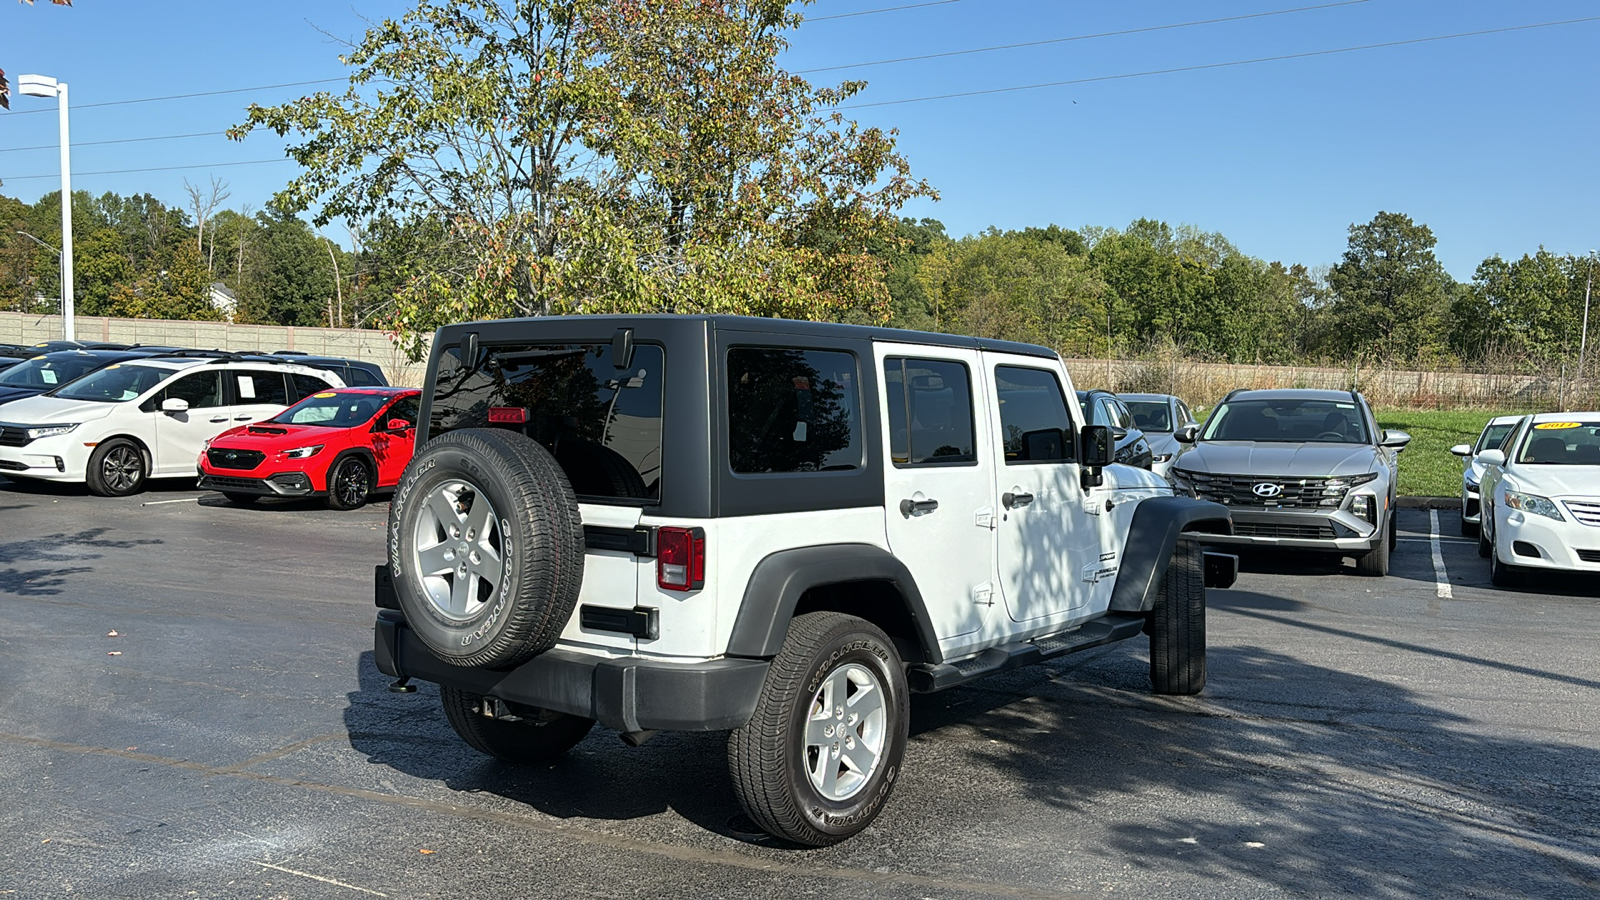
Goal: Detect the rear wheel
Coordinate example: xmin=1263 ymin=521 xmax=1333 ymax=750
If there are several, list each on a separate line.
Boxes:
xmin=440 ymin=686 xmax=593 ymax=764
xmin=86 ymin=439 xmax=147 ymax=497
xmin=729 ymin=612 xmax=909 ymax=847
xmin=1150 ymin=539 xmax=1206 ymax=695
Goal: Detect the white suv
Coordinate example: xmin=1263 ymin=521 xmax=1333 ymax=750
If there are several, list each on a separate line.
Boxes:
xmin=373 ymin=315 xmax=1236 ymax=846
xmin=0 ymin=355 xmax=345 ymax=496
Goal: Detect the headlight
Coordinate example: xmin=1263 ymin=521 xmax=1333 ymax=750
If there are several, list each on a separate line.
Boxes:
xmin=1153 ymin=452 xmax=1174 ymax=463
xmin=1465 ymin=476 xmax=1480 ymax=491
xmin=1504 ymin=490 xmax=1564 ymax=521
xmin=280 ymin=444 xmax=324 ymax=459
xmin=25 ymin=423 xmax=78 ymax=440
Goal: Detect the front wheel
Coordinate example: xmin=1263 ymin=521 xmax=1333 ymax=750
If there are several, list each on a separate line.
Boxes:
xmin=440 ymin=686 xmax=594 ymax=764
xmin=1489 ymin=539 xmax=1523 ymax=588
xmin=86 ymin=439 xmax=147 ymax=497
xmin=327 ymin=456 xmax=372 ymax=510
xmin=1150 ymin=539 xmax=1206 ymax=695
xmin=728 ymin=612 xmax=909 ymax=847
xmin=1355 ymin=514 xmax=1392 ymax=577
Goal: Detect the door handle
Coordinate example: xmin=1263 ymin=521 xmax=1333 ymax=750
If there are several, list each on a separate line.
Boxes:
xmin=234 ymin=416 xmax=253 ymax=422
xmin=209 ymin=416 xmax=229 ymax=423
xmin=1002 ymin=491 xmax=1035 ymax=509
xmin=899 ymin=497 xmax=939 ymax=516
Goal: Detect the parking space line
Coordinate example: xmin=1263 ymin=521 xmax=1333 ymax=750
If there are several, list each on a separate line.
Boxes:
xmin=141 ymin=497 xmax=201 ymax=506
xmin=250 ymin=862 xmax=388 ymax=897
xmin=1429 ymin=509 xmax=1453 ymax=599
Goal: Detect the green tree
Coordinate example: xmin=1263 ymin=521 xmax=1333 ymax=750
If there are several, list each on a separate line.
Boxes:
xmin=1326 ymin=211 xmax=1455 ymax=362
xmin=236 ymin=204 xmax=333 ymax=326
xmin=232 ymin=0 xmax=931 ymax=356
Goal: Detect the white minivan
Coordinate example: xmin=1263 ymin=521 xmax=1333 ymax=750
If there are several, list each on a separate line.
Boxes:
xmin=0 ymin=356 xmax=345 ymax=496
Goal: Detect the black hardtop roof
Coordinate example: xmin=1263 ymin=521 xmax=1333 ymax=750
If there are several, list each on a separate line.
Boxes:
xmin=440 ymin=314 xmax=1059 ymax=360
xmin=1224 ymin=388 xmax=1362 ymax=403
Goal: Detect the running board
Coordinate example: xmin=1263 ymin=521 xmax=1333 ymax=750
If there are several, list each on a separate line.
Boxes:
xmin=906 ymin=613 xmax=1146 ymax=693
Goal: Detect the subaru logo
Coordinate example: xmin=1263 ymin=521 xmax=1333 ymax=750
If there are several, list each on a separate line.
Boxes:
xmin=225 ymin=451 xmax=238 ymax=461
xmin=1252 ymin=482 xmax=1283 ymax=498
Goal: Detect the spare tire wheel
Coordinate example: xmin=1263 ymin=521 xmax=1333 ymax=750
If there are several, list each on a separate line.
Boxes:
xmin=389 ymin=428 xmax=585 ymax=668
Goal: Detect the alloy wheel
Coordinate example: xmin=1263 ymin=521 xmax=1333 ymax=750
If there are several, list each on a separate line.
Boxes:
xmin=411 ymin=478 xmax=506 ymax=622
xmin=803 ymin=662 xmax=888 ymax=801
xmin=103 ymin=446 xmax=142 ymax=493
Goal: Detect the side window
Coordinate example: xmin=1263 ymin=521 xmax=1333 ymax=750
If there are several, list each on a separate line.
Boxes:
xmin=1177 ymin=401 xmax=1194 ymax=425
xmin=385 ymin=396 xmax=419 ymax=428
xmin=290 ymin=373 xmax=335 ymax=402
xmin=160 ymin=371 xmax=224 ymax=409
xmin=995 ymin=366 xmax=1074 ymax=464
xmin=234 ymin=370 xmax=289 ymax=406
xmin=347 ymin=367 xmax=382 ymax=386
xmin=728 ymin=348 xmax=861 ymax=474
xmin=1112 ymin=399 xmax=1134 ymax=429
xmin=1096 ymin=398 xmax=1119 ymax=429
xmin=883 ymin=357 xmax=977 ymax=466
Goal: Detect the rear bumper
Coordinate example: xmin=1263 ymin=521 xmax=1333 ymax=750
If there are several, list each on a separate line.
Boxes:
xmin=198 ymin=470 xmax=317 ymax=497
xmin=374 ymin=611 xmax=770 ymax=733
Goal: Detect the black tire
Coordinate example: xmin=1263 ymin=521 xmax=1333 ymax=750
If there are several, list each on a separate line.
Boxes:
xmin=1460 ymin=509 xmax=1477 ymax=537
xmin=222 ymin=492 xmax=260 ymax=506
xmin=1489 ymin=539 xmax=1523 ymax=588
xmin=1478 ymin=514 xmax=1492 ymax=558
xmin=1355 ymin=516 xmax=1391 ymax=577
xmin=388 ymin=428 xmax=584 ymax=668
xmin=86 ymin=439 xmax=147 ymax=497
xmin=327 ymin=456 xmax=372 ymax=510
xmin=1150 ymin=539 xmax=1206 ymax=695
xmin=728 ymin=612 xmax=909 ymax=847
xmin=440 ymin=685 xmax=594 ymax=764
xmin=1388 ymin=508 xmax=1398 ymax=552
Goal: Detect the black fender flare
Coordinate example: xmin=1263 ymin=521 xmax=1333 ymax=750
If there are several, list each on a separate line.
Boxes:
xmin=324 ymin=446 xmax=377 ymax=492
xmin=1108 ymin=496 xmax=1232 ymax=613
xmin=726 ymin=543 xmax=943 ymax=664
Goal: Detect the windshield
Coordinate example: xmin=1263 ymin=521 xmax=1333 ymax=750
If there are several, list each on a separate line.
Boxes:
xmin=52 ymin=364 xmax=169 ymax=403
xmin=1515 ymin=421 xmax=1600 ymax=465
xmin=1125 ymin=400 xmax=1172 ymax=433
xmin=0 ymin=356 xmax=105 ymax=390
xmin=1476 ymin=422 xmax=1517 ymax=454
xmin=269 ymin=392 xmax=387 ymax=428
xmin=1201 ymin=398 xmax=1369 ymax=444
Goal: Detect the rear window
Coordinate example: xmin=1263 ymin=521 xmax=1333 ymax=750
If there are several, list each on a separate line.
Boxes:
xmin=430 ymin=343 xmax=664 ymax=503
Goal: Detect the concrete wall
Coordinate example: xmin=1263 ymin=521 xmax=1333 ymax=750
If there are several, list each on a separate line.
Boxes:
xmin=0 ymin=311 xmax=431 ymax=387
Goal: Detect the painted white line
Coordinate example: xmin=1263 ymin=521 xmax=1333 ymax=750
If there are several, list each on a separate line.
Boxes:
xmin=1429 ymin=509 xmax=1453 ymax=599
xmin=140 ymin=497 xmax=200 ymax=506
xmin=1398 ymin=537 xmax=1476 ymax=545
xmin=251 ymin=861 xmax=388 ymax=896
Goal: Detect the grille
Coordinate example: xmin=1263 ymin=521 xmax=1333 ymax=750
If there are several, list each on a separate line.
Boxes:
xmin=1564 ymin=499 xmax=1600 ymax=527
xmin=203 ymin=475 xmax=265 ymax=491
xmin=0 ymin=425 xmax=31 ymax=448
xmin=0 ymin=459 xmax=25 ymax=471
xmin=207 ymin=448 xmax=266 ymax=470
xmin=1233 ymin=522 xmax=1337 ymax=540
xmin=1182 ymin=472 xmax=1356 ymax=508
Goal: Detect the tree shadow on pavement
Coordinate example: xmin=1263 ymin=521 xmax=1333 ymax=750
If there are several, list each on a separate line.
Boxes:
xmin=0 ymin=527 xmax=164 ymax=597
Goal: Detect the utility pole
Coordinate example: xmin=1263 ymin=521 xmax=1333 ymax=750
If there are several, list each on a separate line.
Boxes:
xmin=1580 ymin=250 xmax=1594 ymax=381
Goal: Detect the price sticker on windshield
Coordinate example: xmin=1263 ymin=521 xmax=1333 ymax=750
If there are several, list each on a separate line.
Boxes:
xmin=313 ymin=392 xmax=337 ymax=399
xmin=1534 ymin=422 xmax=1581 ymax=430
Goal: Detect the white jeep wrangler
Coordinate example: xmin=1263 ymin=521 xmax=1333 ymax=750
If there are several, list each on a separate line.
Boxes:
xmin=373 ymin=315 xmax=1234 ymax=845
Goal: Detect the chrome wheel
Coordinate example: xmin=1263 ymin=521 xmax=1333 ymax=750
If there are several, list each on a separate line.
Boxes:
xmin=102 ymin=445 xmax=143 ymax=493
xmin=334 ymin=460 xmax=370 ymax=507
xmin=804 ymin=662 xmax=887 ymax=801
xmin=411 ymin=478 xmax=507 ymax=622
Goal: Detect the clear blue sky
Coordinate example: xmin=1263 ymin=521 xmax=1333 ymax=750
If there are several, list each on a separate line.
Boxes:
xmin=3 ymin=0 xmax=1598 ymax=279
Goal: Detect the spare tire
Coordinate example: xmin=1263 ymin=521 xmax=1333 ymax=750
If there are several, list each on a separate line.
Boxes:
xmin=388 ymin=428 xmax=584 ymax=668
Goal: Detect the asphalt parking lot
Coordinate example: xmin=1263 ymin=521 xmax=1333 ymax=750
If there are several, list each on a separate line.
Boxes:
xmin=2 ymin=477 xmax=1598 ymax=900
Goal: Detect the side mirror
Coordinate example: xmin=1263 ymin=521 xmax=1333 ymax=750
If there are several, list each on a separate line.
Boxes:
xmin=161 ymin=397 xmax=189 ymax=414
xmin=1081 ymin=425 xmax=1115 ymax=468
xmin=1449 ymin=443 xmax=1473 ymax=458
xmin=1175 ymin=424 xmax=1199 ymax=444
xmin=1477 ymin=449 xmax=1506 ymax=467
xmin=1380 ymin=429 xmax=1412 ymax=450
xmin=1110 ymin=426 xmax=1129 ymax=441
xmin=386 ymin=418 xmax=412 ymax=434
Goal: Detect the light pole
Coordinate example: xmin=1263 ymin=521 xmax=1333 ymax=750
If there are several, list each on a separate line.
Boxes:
xmin=18 ymin=74 xmax=74 ymax=342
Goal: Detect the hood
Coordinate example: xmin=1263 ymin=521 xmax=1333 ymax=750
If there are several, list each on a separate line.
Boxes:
xmin=1504 ymin=464 xmax=1600 ymax=499
xmin=208 ymin=421 xmax=348 ymax=452
xmin=0 ymin=385 xmax=48 ymax=407
xmin=1106 ymin=463 xmax=1173 ymax=493
xmin=0 ymin=394 xmax=121 ymax=425
xmin=1174 ymin=441 xmax=1381 ymax=477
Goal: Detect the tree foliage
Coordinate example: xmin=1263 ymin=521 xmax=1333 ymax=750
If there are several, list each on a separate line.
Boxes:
xmin=233 ymin=0 xmax=932 ymax=356
xmin=1326 ymin=211 xmax=1453 ymax=361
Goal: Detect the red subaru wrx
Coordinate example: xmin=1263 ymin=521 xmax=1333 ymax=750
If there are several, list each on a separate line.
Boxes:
xmin=198 ymin=387 xmax=421 ymax=509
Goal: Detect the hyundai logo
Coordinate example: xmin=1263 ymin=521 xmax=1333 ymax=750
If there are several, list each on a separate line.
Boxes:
xmin=1252 ymin=482 xmax=1284 ymax=498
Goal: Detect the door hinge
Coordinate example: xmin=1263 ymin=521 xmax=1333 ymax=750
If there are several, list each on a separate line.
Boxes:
xmin=973 ymin=582 xmax=994 ymax=607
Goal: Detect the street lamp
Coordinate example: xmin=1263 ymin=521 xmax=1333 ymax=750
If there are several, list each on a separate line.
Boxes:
xmin=18 ymin=73 xmax=74 ymax=342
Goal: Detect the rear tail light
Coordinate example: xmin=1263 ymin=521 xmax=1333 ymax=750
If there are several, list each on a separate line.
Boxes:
xmin=656 ymin=526 xmax=705 ymax=591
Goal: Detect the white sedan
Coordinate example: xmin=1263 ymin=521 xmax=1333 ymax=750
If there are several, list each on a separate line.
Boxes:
xmin=1450 ymin=415 xmax=1522 ymax=536
xmin=1476 ymin=413 xmax=1600 ymax=586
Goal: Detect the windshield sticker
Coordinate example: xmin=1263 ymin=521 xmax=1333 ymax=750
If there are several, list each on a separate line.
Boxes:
xmin=1534 ymin=422 xmax=1581 ymax=430
xmin=105 ymin=364 xmax=121 ymax=370
xmin=41 ymin=370 xmax=57 ymax=384
xmin=237 ymin=375 xmax=257 ymax=399
xmin=313 ymin=391 xmax=337 ymax=399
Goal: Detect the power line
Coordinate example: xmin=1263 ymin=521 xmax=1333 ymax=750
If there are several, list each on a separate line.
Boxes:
xmin=796 ymin=0 xmax=1369 ymax=74
xmin=839 ymin=15 xmax=1600 ymax=109
xmin=807 ymin=1 xmax=962 ymax=23
xmin=1 ymin=158 xmax=294 ymax=181
xmin=0 ymin=131 xmax=225 ymax=154
xmin=2 ymin=77 xmax=346 ymax=117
